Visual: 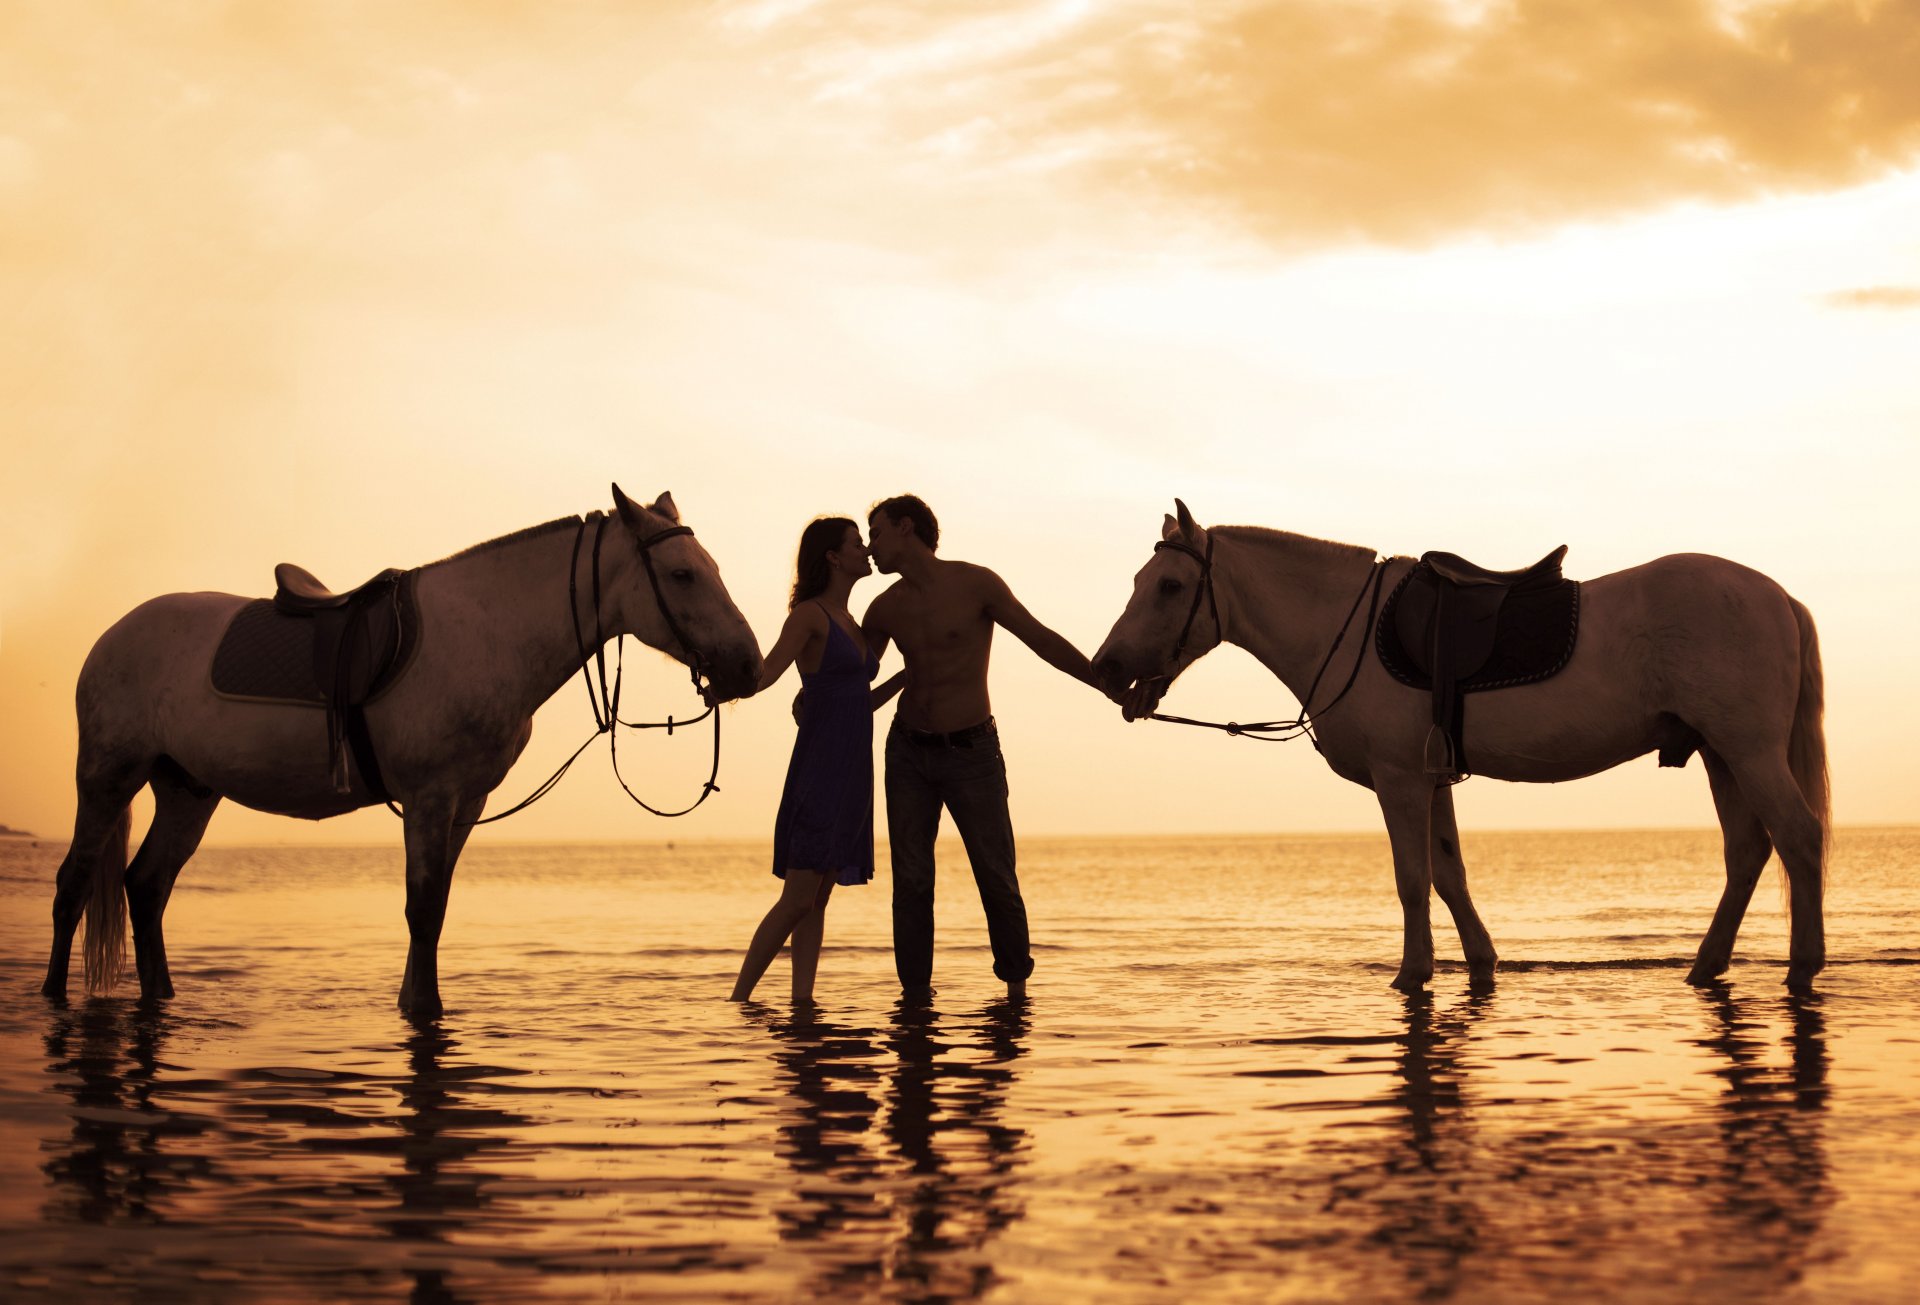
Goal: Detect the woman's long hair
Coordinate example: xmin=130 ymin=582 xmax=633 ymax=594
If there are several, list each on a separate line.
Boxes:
xmin=791 ymin=516 xmax=857 ymax=609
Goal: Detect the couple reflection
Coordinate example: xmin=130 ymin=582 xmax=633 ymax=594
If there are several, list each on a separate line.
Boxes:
xmin=38 ymin=1004 xmax=520 ymax=1305
xmin=755 ymin=996 xmax=1031 ymax=1295
xmin=1325 ymin=981 xmax=1833 ymax=1298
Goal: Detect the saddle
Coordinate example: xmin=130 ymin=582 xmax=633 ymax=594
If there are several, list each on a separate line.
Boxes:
xmin=1374 ymin=545 xmax=1580 ymax=781
xmin=210 ymin=565 xmax=419 ymax=797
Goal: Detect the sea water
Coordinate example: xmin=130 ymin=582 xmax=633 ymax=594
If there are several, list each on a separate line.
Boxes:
xmin=0 ymin=828 xmax=1916 ymax=1301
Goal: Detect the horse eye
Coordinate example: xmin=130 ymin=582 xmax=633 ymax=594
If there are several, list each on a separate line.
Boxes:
xmin=672 ymin=568 xmax=695 ymax=585
xmin=1159 ymin=577 xmax=1183 ymax=597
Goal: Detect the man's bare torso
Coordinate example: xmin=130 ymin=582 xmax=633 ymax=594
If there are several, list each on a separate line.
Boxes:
xmin=865 ymin=560 xmax=997 ymax=733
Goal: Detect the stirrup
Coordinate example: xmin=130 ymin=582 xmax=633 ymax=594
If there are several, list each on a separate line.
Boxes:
xmin=1423 ymin=726 xmax=1465 ymax=784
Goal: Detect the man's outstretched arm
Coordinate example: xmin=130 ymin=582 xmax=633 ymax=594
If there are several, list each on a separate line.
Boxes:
xmin=984 ymin=571 xmax=1097 ymax=688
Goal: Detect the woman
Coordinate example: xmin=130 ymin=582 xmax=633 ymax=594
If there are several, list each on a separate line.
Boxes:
xmin=731 ymin=517 xmax=904 ymax=1004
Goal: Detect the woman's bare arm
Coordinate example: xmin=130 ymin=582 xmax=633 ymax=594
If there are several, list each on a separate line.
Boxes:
xmin=870 ymin=669 xmax=907 ymax=711
xmin=754 ymin=605 xmax=825 ymax=696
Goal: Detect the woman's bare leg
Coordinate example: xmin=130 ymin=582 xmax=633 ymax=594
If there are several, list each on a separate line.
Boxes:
xmin=789 ymin=876 xmax=836 ymax=1006
xmin=730 ymin=870 xmax=828 ymax=1001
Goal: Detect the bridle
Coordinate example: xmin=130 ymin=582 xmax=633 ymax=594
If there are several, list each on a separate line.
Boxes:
xmin=567 ymin=511 xmax=723 ymax=818
xmin=1153 ymin=535 xmax=1219 ymax=663
xmin=1141 ymin=532 xmax=1387 ymax=743
xmin=381 ymin=509 xmax=725 ymax=825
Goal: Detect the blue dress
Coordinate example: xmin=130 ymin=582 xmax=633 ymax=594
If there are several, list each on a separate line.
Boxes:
xmin=771 ymin=608 xmax=879 ymax=885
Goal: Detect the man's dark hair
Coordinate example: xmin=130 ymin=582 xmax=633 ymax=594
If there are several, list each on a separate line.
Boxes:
xmin=868 ymin=494 xmax=939 ymax=552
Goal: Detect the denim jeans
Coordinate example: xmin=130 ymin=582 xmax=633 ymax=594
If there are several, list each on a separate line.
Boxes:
xmin=885 ymin=721 xmax=1033 ymax=987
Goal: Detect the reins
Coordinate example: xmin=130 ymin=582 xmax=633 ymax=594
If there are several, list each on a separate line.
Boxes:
xmin=1144 ymin=538 xmax=1387 ymax=744
xmin=382 ymin=510 xmax=723 ymax=825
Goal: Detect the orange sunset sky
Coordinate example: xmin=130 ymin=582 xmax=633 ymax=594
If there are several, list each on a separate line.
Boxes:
xmin=2 ymin=0 xmax=1917 ymax=846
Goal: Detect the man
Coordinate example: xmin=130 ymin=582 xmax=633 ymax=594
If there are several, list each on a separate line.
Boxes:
xmin=860 ymin=494 xmax=1099 ymax=1000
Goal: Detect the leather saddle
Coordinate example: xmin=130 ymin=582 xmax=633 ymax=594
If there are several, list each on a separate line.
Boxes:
xmin=1376 ymin=546 xmax=1579 ymax=781
xmin=270 ymin=564 xmax=415 ymax=797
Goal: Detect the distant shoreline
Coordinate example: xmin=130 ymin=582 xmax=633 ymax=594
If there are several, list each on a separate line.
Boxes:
xmin=3 ymin=823 xmax=1914 ymax=852
xmin=60 ymin=821 xmax=1920 ymax=851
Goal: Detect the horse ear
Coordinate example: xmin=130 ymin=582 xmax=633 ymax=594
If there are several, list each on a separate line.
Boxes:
xmin=612 ymin=483 xmax=646 ymax=532
xmin=1174 ymin=498 xmax=1197 ymax=538
xmin=650 ymin=491 xmax=680 ymax=523
xmin=1161 ymin=513 xmax=1182 ymax=541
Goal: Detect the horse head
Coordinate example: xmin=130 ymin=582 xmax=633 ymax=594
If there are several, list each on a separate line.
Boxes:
xmin=611 ymin=484 xmax=763 ymax=703
xmin=1093 ymin=498 xmax=1222 ymax=718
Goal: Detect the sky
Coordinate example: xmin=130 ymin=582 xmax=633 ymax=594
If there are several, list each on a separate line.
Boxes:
xmin=2 ymin=0 xmax=1917 ymax=846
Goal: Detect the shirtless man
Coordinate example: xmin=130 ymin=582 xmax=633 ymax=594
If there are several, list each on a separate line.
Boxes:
xmin=860 ymin=494 xmax=1098 ymax=999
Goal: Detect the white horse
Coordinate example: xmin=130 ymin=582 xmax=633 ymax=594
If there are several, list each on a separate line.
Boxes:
xmin=43 ymin=486 xmax=762 ymax=1018
xmin=1094 ymin=501 xmax=1829 ymax=993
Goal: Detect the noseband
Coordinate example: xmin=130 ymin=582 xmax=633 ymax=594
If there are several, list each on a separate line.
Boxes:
xmin=1154 ymin=535 xmax=1219 ymax=661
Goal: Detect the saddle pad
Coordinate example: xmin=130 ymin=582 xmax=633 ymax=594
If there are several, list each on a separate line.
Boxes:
xmin=211 ymin=600 xmax=330 ymax=705
xmin=1375 ymin=569 xmax=1581 ymax=693
xmin=211 ymin=573 xmax=419 ymax=707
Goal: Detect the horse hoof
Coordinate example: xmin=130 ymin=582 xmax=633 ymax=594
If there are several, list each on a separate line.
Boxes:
xmin=1467 ymin=964 xmax=1497 ymax=995
xmin=1785 ymin=967 xmax=1819 ymax=994
xmin=1390 ymin=971 xmax=1430 ymax=994
xmin=1685 ymin=962 xmax=1727 ymax=988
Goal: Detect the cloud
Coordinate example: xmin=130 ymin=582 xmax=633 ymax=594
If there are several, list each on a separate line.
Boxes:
xmin=1823 ymin=284 xmax=1920 ymax=308
xmin=751 ymin=0 xmax=1920 ymax=248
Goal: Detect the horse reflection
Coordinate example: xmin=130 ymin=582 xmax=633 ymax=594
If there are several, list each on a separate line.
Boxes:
xmin=1320 ymin=990 xmax=1490 ymax=1297
xmin=374 ymin=1021 xmax=533 ymax=1305
xmin=1693 ymin=985 xmax=1832 ymax=1261
xmin=1318 ymin=982 xmax=1832 ymax=1298
xmin=40 ymin=1002 xmax=217 ymax=1226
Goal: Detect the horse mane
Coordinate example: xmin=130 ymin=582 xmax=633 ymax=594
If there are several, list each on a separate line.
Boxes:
xmin=430 ymin=514 xmax=587 ymax=567
xmin=1214 ymin=524 xmax=1375 ymax=566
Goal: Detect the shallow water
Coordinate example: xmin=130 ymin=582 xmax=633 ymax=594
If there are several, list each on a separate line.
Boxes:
xmin=1 ymin=828 xmax=1917 ymax=1302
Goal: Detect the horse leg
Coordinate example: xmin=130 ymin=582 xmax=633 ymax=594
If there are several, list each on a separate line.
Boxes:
xmin=124 ymin=768 xmax=221 ymax=1002
xmin=1376 ymin=772 xmax=1437 ymax=993
xmin=1725 ymin=752 xmax=1825 ymax=991
xmin=1429 ymin=787 xmax=1497 ymax=980
xmin=397 ymin=795 xmax=480 ymax=1020
xmin=42 ymin=784 xmax=138 ymax=1000
xmin=1687 ymin=748 xmax=1772 ymax=986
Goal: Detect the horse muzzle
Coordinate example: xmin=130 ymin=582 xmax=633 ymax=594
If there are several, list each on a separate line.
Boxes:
xmin=700 ymin=648 xmax=762 ymax=704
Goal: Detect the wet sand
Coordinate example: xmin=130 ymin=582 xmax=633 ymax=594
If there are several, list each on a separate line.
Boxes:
xmin=2 ymin=829 xmax=1917 ymax=1301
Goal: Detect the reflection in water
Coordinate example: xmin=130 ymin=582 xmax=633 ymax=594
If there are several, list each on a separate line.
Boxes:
xmin=762 ymin=1007 xmax=885 ymax=1257
xmin=1322 ymin=990 xmax=1490 ymax=1299
xmin=884 ymin=997 xmax=1030 ymax=1296
xmin=1266 ymin=982 xmax=1836 ymax=1300
xmin=383 ymin=1021 xmax=529 ymax=1243
xmin=34 ymin=1005 xmax=532 ymax=1303
xmin=760 ymin=997 xmax=1031 ymax=1298
xmin=1693 ymin=986 xmax=1832 ymax=1278
xmin=380 ymin=1021 xmax=532 ymax=1305
xmin=40 ymin=1002 xmax=213 ymax=1226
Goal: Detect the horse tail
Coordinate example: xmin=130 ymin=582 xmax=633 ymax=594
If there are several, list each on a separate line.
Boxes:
xmin=82 ymin=803 xmax=133 ymax=995
xmin=1787 ymin=598 xmax=1830 ymax=883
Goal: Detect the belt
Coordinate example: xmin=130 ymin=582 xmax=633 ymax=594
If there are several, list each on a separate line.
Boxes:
xmin=894 ymin=717 xmax=996 ymax=748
